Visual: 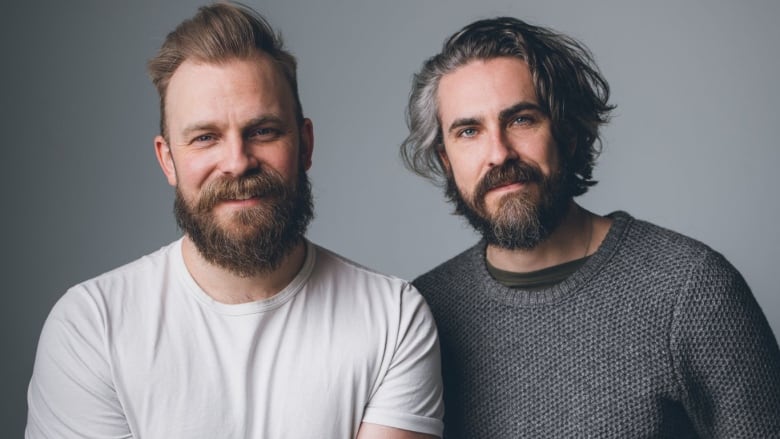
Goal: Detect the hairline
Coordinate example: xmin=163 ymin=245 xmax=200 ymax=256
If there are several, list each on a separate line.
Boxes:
xmin=160 ymin=49 xmax=303 ymax=142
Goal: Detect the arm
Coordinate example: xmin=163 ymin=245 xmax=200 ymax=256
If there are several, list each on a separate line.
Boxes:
xmin=357 ymin=422 xmax=438 ymax=439
xmin=26 ymin=288 xmax=131 ymax=439
xmin=360 ymin=283 xmax=444 ymax=438
xmin=672 ymin=251 xmax=780 ymax=438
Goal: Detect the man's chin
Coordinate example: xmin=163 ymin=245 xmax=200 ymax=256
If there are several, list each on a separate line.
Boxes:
xmin=212 ymin=226 xmax=258 ymax=243
xmin=482 ymin=188 xmax=538 ymax=218
xmin=212 ymin=211 xmax=251 ymax=227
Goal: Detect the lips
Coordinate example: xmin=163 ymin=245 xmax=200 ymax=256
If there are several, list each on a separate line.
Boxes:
xmin=215 ymin=190 xmax=278 ymax=206
xmin=215 ymin=190 xmax=264 ymax=204
xmin=229 ymin=193 xmax=259 ymax=201
xmin=488 ymin=179 xmax=529 ymax=192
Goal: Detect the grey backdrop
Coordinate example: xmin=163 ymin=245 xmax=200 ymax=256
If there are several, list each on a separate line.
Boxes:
xmin=4 ymin=1 xmax=779 ymax=436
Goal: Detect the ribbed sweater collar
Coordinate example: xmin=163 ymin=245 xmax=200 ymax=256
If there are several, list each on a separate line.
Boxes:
xmin=469 ymin=211 xmax=633 ymax=307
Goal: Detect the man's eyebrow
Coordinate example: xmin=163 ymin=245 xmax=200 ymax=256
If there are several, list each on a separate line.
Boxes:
xmin=447 ymin=117 xmax=482 ymax=135
xmin=498 ymin=101 xmax=544 ymax=123
xmin=181 ymin=122 xmax=218 ymax=138
xmin=242 ymin=115 xmax=285 ymax=130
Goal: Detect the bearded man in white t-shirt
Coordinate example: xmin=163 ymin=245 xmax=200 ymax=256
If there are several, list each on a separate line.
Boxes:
xmin=25 ymin=4 xmax=443 ymax=438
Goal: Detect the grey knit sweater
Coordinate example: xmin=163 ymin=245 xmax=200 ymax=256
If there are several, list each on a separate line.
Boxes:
xmin=414 ymin=212 xmax=780 ymax=438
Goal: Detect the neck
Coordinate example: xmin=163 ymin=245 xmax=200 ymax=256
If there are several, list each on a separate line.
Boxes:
xmin=180 ymin=236 xmax=307 ymax=304
xmin=486 ymin=202 xmax=612 ymax=273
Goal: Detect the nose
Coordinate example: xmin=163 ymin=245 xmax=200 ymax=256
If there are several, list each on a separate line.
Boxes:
xmin=486 ymin=128 xmax=518 ymax=167
xmin=220 ymin=135 xmax=258 ymax=176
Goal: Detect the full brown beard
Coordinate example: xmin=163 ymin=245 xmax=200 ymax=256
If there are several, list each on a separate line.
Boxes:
xmin=174 ymin=161 xmax=314 ymax=277
xmin=445 ymin=159 xmax=570 ymax=250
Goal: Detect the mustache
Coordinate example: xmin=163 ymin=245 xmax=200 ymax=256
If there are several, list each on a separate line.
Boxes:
xmin=474 ymin=160 xmax=543 ymax=201
xmin=196 ymin=170 xmax=287 ymax=213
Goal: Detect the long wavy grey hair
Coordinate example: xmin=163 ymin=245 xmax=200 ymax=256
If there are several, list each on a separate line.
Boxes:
xmin=400 ymin=17 xmax=615 ymax=198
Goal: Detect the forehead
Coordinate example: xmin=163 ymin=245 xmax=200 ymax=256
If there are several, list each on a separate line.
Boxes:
xmin=436 ymin=57 xmax=537 ymax=124
xmin=164 ymin=54 xmax=296 ymax=132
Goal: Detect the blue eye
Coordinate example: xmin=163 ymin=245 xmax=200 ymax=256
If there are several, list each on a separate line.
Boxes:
xmin=249 ymin=127 xmax=281 ymax=139
xmin=459 ymin=128 xmax=478 ymax=138
xmin=190 ymin=134 xmax=216 ymax=145
xmin=511 ymin=114 xmax=536 ymax=127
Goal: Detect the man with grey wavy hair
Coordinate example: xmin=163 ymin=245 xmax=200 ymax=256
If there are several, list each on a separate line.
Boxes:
xmin=26 ymin=4 xmax=443 ymax=438
xmin=402 ymin=16 xmax=780 ymax=438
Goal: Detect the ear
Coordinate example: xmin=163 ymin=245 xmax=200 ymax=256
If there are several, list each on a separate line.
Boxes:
xmin=559 ymin=126 xmax=577 ymax=158
xmin=566 ymin=138 xmax=577 ymax=158
xmin=154 ymin=135 xmax=177 ymax=187
xmin=299 ymin=118 xmax=314 ymax=171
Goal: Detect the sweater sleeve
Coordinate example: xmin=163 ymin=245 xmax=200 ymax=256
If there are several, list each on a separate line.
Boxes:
xmin=670 ymin=250 xmax=780 ymax=438
xmin=26 ymin=287 xmax=132 ymax=439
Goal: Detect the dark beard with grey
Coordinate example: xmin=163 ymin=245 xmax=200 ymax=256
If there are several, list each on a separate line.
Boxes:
xmin=446 ymin=159 xmax=570 ymax=250
xmin=174 ymin=162 xmax=314 ymax=277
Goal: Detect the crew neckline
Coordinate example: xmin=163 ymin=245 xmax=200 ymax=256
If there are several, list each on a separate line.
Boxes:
xmin=172 ymin=239 xmax=316 ymax=316
xmin=476 ymin=211 xmax=632 ymax=307
xmin=486 ymin=255 xmax=591 ymax=290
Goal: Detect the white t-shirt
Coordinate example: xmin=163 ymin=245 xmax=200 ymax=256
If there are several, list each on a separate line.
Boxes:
xmin=27 ymin=239 xmax=444 ymax=438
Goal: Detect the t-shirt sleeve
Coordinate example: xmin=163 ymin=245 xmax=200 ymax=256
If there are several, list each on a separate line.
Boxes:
xmin=361 ymin=283 xmax=444 ymax=437
xmin=26 ymin=287 xmax=131 ymax=439
xmin=671 ymin=251 xmax=780 ymax=438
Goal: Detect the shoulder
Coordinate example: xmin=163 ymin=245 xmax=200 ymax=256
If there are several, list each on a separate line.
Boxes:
xmin=611 ymin=212 xmax=751 ymax=315
xmin=307 ymin=243 xmax=440 ymax=368
xmin=312 ymin=243 xmax=413 ymax=290
xmin=615 ymin=212 xmax=713 ymax=258
xmin=609 ymin=212 xmax=734 ymax=278
xmin=309 ymin=243 xmax=430 ymax=311
xmin=412 ymin=242 xmax=484 ymax=299
xmin=50 ymin=240 xmax=181 ymax=324
xmin=28 ymin=241 xmax=183 ymax=438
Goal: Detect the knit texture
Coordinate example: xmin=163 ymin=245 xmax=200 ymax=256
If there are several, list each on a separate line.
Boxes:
xmin=414 ymin=212 xmax=780 ymax=438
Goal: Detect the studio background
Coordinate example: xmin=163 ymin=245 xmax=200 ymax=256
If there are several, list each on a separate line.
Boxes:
xmin=3 ymin=1 xmax=778 ymax=436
